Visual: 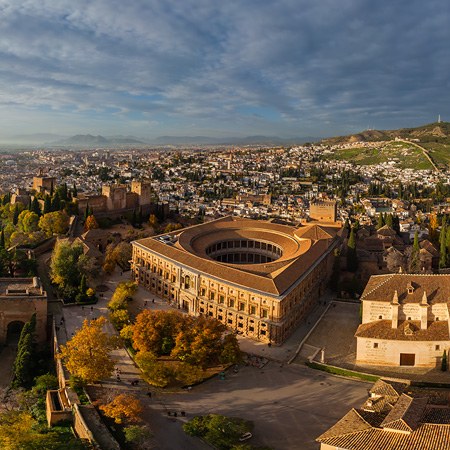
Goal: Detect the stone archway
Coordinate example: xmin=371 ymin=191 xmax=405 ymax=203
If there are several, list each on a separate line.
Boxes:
xmin=6 ymin=321 xmax=25 ymax=345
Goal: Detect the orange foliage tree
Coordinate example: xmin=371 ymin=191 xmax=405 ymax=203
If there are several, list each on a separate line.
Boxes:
xmin=100 ymin=393 xmax=143 ymax=424
xmin=59 ymin=317 xmax=119 ymax=383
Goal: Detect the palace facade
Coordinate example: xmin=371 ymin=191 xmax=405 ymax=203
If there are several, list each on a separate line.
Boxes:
xmin=131 ymin=216 xmax=342 ymax=344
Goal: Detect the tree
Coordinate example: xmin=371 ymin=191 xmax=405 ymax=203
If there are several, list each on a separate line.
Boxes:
xmin=12 ymin=204 xmax=19 ymax=225
xmin=18 ymin=210 xmax=39 ymax=233
xmin=108 ymin=281 xmax=137 ymax=311
xmin=440 ymin=233 xmax=447 ymax=269
xmin=31 ymin=197 xmax=41 ymax=216
xmin=84 ymin=214 xmax=99 ymax=231
xmin=376 ymin=213 xmax=384 ymax=229
xmin=100 ymin=393 xmax=143 ymax=424
xmin=38 ymin=210 xmax=70 ymax=236
xmin=109 ymin=309 xmax=130 ymax=331
xmin=132 ymin=310 xmax=184 ymax=355
xmin=77 ymin=253 xmax=101 ymax=281
xmin=385 ymin=214 xmax=393 ymax=228
xmin=103 ymin=242 xmax=132 ymax=273
xmin=124 ymin=425 xmax=153 ymax=449
xmin=429 ymin=213 xmax=438 ymax=243
xmin=148 ymin=214 xmax=159 ymax=230
xmin=0 ymin=230 xmax=4 ymax=249
xmin=409 ymin=230 xmax=421 ymax=273
xmin=43 ymin=195 xmax=52 ymax=215
xmin=13 ymin=314 xmax=37 ymax=388
xmin=51 ymin=191 xmax=61 ymax=212
xmin=50 ymin=241 xmax=83 ymax=290
xmin=346 ymin=227 xmax=358 ymax=272
xmin=59 ymin=317 xmax=119 ymax=383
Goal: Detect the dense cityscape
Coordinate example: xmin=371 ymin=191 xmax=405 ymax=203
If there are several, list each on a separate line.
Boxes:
xmin=0 ymin=0 xmax=449 ymax=449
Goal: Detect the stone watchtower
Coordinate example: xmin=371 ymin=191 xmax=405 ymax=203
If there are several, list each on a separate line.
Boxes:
xmin=131 ymin=181 xmax=153 ymax=206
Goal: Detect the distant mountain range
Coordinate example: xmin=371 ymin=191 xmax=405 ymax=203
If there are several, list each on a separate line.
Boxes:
xmin=2 ymin=122 xmax=448 ymax=148
xmin=3 ymin=133 xmax=319 ymax=148
xmin=320 ymin=122 xmax=450 ymax=145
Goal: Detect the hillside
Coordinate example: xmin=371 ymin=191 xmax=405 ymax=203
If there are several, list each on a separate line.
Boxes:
xmin=321 ymin=122 xmax=450 ymax=145
xmin=320 ymin=122 xmax=450 ymax=169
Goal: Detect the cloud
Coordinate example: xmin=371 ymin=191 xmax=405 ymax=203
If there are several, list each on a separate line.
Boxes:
xmin=0 ymin=0 xmax=447 ymax=137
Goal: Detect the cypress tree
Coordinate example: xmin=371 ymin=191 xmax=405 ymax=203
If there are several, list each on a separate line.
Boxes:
xmin=80 ymin=274 xmax=87 ymax=292
xmin=43 ymin=194 xmax=51 ymax=214
xmin=13 ymin=314 xmax=36 ymax=387
xmin=84 ymin=203 xmax=90 ymax=220
xmin=51 ymin=191 xmax=61 ymax=211
xmin=31 ymin=197 xmax=41 ymax=216
xmin=376 ymin=214 xmax=384 ymax=229
xmin=0 ymin=230 xmax=4 ymax=249
xmin=409 ymin=230 xmax=421 ymax=273
xmin=440 ymin=235 xmax=447 ymax=269
xmin=347 ymin=227 xmax=358 ymax=272
xmin=12 ymin=204 xmax=19 ymax=225
xmin=72 ymin=183 xmax=78 ymax=198
xmin=385 ymin=214 xmax=393 ymax=228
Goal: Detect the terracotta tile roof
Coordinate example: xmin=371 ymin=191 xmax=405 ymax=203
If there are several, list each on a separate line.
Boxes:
xmin=355 ymin=320 xmax=450 ymax=341
xmin=318 ymin=380 xmax=450 ymax=450
xmin=362 ymin=380 xmax=408 ymax=413
xmin=361 ymin=274 xmax=450 ymax=304
xmin=381 ymin=395 xmax=427 ymax=432
xmin=133 ymin=216 xmax=341 ymax=296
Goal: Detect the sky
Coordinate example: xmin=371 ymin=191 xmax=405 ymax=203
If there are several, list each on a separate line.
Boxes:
xmin=0 ymin=0 xmax=448 ymax=141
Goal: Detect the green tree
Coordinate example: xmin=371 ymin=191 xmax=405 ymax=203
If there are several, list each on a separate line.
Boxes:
xmin=12 ymin=204 xmax=19 ymax=225
xmin=51 ymin=192 xmax=61 ymax=212
xmin=31 ymin=197 xmax=41 ymax=216
xmin=409 ymin=230 xmax=421 ymax=273
xmin=43 ymin=194 xmax=52 ymax=215
xmin=50 ymin=241 xmax=84 ymax=291
xmin=346 ymin=227 xmax=358 ymax=272
xmin=38 ymin=210 xmax=70 ymax=236
xmin=13 ymin=314 xmax=37 ymax=388
xmin=376 ymin=213 xmax=384 ymax=229
xmin=18 ymin=210 xmax=40 ymax=233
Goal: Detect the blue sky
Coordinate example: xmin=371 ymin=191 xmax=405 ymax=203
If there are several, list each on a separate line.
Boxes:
xmin=0 ymin=0 xmax=448 ymax=140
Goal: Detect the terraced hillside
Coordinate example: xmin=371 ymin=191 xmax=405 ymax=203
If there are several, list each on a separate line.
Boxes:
xmin=322 ymin=141 xmax=434 ymax=170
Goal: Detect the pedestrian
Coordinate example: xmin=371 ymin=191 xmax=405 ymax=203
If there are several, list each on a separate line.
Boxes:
xmin=90 ymin=306 xmax=93 ymax=312
xmin=152 ymin=299 xmax=155 ymax=303
xmin=116 ymin=374 xmax=121 ymax=381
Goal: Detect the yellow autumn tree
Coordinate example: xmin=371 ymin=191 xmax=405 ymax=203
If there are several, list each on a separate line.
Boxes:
xmin=59 ymin=317 xmax=119 ymax=383
xmin=100 ymin=393 xmax=143 ymax=424
xmin=84 ymin=214 xmax=99 ymax=231
xmin=429 ymin=213 xmax=438 ymax=243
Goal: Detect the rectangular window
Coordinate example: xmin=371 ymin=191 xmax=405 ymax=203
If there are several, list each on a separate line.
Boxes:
xmin=436 ymin=345 xmax=440 ymax=351
xmin=373 ymin=343 xmax=378 ymax=349
xmin=210 ymin=292 xmax=215 ymax=301
xmin=219 ymin=295 xmax=225 ymax=304
xmin=229 ymin=299 xmax=235 ymax=308
xmin=261 ymin=309 xmax=268 ymax=318
xmin=250 ymin=305 xmax=256 ymax=315
xmin=238 ymin=302 xmax=245 ymax=311
xmin=201 ymin=288 xmax=206 ymax=296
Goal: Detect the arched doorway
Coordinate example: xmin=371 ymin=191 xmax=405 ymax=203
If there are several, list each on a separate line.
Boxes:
xmin=6 ymin=321 xmax=25 ymax=345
